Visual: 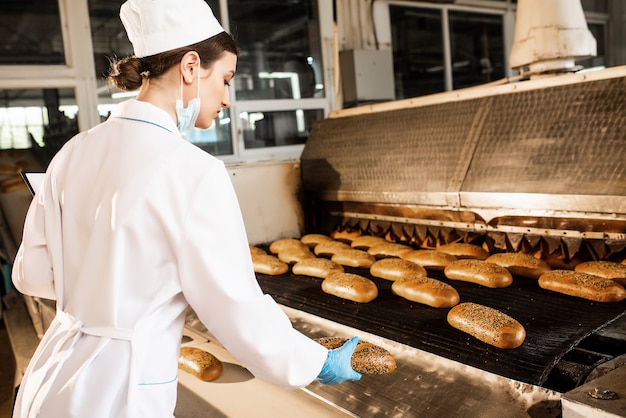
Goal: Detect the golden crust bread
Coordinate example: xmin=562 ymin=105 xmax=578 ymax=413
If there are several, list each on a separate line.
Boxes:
xmin=400 ymin=249 xmax=457 ymax=271
xmin=178 ymin=347 xmax=223 ymax=381
xmin=313 ymin=240 xmax=352 ymax=257
xmin=444 ymin=259 xmax=513 ymax=288
xmin=321 ymin=272 xmax=378 ymax=303
xmin=574 ymin=261 xmax=626 ymax=285
xmin=249 ymin=246 xmax=267 ymax=256
xmin=331 ymin=229 xmax=362 ymax=243
xmin=485 ymin=252 xmax=551 ymax=279
xmin=314 ymin=337 xmax=396 ymax=374
xmin=538 ymin=270 xmax=626 ymax=303
xmin=370 ymin=258 xmax=427 ymax=281
xmin=447 ymin=303 xmax=526 ymax=349
xmin=392 ymin=277 xmax=460 ymax=308
xmin=350 ymin=235 xmax=390 ymax=250
xmin=251 ymin=254 xmax=289 ymax=276
xmin=436 ymin=243 xmax=489 ymax=260
xmin=545 ymin=253 xmax=584 ymax=270
xmin=331 ymin=248 xmax=376 ymax=268
xmin=300 ymin=233 xmax=333 ymax=248
xmin=292 ymin=258 xmax=345 ymax=278
xmin=367 ymin=242 xmax=413 ymax=259
xmin=277 ymin=247 xmax=316 ymax=264
xmin=269 ymin=238 xmax=308 ymax=254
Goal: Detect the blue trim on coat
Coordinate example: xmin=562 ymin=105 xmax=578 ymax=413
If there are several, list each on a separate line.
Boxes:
xmin=138 ymin=376 xmax=178 ymax=386
xmin=113 ymin=116 xmax=176 ymax=134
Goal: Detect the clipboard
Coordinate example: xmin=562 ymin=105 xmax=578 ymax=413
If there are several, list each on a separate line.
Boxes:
xmin=20 ymin=172 xmax=45 ymax=196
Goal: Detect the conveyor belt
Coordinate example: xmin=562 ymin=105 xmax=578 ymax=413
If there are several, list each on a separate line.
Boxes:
xmin=256 ymin=264 xmax=626 ymax=387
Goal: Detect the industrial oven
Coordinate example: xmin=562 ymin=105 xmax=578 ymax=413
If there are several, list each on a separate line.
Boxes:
xmin=173 ymin=65 xmax=626 ymax=417
xmin=229 ymin=65 xmax=626 ymax=417
xmin=3 ymin=66 xmax=626 ymax=417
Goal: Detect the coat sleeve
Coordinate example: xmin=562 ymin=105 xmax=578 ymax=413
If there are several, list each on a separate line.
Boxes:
xmin=177 ymin=162 xmax=327 ymax=390
xmin=12 ymin=179 xmax=56 ymax=300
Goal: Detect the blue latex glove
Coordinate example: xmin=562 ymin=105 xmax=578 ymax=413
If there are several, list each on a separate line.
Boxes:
xmin=316 ymin=336 xmax=363 ymax=385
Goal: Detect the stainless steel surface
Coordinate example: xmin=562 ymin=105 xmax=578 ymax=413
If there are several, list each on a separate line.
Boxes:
xmin=184 ymin=306 xmax=562 ymax=417
xmin=301 ymin=66 xmax=626 ymax=263
xmin=561 ymin=363 xmax=626 ymax=418
xmin=330 ymin=209 xmax=626 ymax=240
xmin=301 ymin=67 xmax=626 ymax=217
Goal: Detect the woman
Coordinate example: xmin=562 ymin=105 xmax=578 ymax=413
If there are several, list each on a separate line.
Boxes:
xmin=11 ymin=0 xmax=361 ymax=416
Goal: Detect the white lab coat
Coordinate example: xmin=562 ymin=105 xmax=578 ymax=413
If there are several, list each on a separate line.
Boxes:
xmin=12 ymin=99 xmax=328 ymax=418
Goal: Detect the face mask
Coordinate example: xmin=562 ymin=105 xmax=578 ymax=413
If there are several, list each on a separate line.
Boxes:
xmin=175 ymin=71 xmax=201 ymax=133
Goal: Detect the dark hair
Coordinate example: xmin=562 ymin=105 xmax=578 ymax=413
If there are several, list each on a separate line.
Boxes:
xmin=108 ymin=31 xmax=238 ymax=91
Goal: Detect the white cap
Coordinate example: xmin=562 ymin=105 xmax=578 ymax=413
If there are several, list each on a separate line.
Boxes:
xmin=120 ymin=0 xmax=225 ymax=58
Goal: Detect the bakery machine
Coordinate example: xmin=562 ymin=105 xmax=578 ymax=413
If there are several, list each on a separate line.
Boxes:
xmin=247 ymin=65 xmax=626 ymax=417
xmin=4 ymin=0 xmax=626 ymax=414
xmin=183 ymin=3 xmax=626 ymax=415
xmin=5 ymin=68 xmax=626 ymax=418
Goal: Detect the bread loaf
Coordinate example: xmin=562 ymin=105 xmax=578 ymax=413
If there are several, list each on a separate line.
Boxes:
xmin=538 ymin=270 xmax=626 ymax=303
xmin=392 ymin=277 xmax=460 ymax=308
xmin=400 ymin=249 xmax=457 ymax=271
xmin=178 ymin=347 xmax=223 ymax=381
xmin=314 ymin=337 xmax=396 ymax=374
xmin=269 ymin=238 xmax=308 ymax=254
xmin=292 ymin=258 xmax=345 ymax=279
xmin=251 ymin=254 xmax=289 ymax=276
xmin=331 ymin=248 xmax=376 ymax=268
xmin=277 ymin=247 xmax=316 ymax=264
xmin=331 ymin=230 xmax=362 ymax=243
xmin=350 ymin=235 xmax=390 ymax=250
xmin=545 ymin=253 xmax=583 ymax=270
xmin=249 ymin=246 xmax=266 ymax=256
xmin=485 ymin=252 xmax=551 ymax=279
xmin=314 ymin=240 xmax=352 ymax=257
xmin=437 ymin=243 xmax=489 ymax=260
xmin=447 ymin=302 xmax=526 ymax=349
xmin=444 ymin=259 xmax=513 ymax=288
xmin=367 ymin=242 xmax=413 ymax=259
xmin=321 ymin=272 xmax=378 ymax=303
xmin=370 ymin=258 xmax=427 ymax=281
xmin=300 ymin=233 xmax=333 ymax=248
xmin=574 ymin=261 xmax=626 ymax=286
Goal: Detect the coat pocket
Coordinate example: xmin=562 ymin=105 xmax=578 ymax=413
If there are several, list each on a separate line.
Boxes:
xmin=134 ymin=376 xmax=178 ymax=417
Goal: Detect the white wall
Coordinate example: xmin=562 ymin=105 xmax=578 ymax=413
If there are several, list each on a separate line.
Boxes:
xmin=227 ymin=160 xmax=305 ymax=245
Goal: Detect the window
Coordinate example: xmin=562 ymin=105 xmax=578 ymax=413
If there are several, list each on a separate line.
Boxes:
xmin=229 ymin=0 xmax=324 ymax=101
xmin=391 ymin=7 xmax=444 ymax=98
xmin=389 ymin=4 xmax=505 ymax=99
xmin=386 ymin=1 xmax=609 ymax=99
xmin=0 ymin=1 xmax=65 ymax=65
xmin=449 ymin=11 xmax=505 ymax=90
xmin=87 ymin=0 xmax=329 ymax=160
xmin=228 ymin=0 xmax=329 ymax=157
xmin=0 ymin=88 xmax=78 ymax=152
xmin=241 ymin=109 xmax=324 ymax=149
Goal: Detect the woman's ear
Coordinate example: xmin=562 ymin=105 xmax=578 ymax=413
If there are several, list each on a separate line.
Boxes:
xmin=179 ymin=51 xmax=200 ymax=84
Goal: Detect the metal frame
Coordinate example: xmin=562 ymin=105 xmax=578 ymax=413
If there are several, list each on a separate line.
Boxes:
xmin=0 ymin=0 xmax=99 ymax=133
xmin=223 ymin=0 xmax=336 ymax=163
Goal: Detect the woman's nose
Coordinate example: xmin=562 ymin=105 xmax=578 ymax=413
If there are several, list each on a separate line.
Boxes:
xmin=222 ymin=89 xmax=231 ymax=108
